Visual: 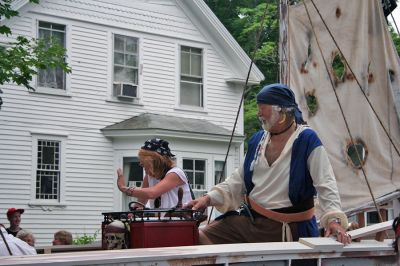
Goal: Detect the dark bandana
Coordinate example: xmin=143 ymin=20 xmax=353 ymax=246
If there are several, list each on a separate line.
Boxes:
xmin=256 ymin=83 xmax=305 ymax=124
xmin=141 ymin=138 xmax=175 ymax=157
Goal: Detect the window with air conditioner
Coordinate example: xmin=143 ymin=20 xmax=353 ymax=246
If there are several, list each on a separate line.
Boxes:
xmin=113 ymin=34 xmax=139 ymax=100
xmin=180 ymin=46 xmax=203 ymax=107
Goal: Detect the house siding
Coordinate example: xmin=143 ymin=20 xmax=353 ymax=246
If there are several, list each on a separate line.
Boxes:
xmin=0 ymin=0 xmax=257 ymax=245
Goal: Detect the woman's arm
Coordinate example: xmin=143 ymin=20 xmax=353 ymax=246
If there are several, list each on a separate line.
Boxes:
xmin=125 ymin=172 xmax=184 ymax=199
xmin=116 ymin=169 xmax=149 ymax=202
xmin=134 ymin=175 xmax=149 ymax=206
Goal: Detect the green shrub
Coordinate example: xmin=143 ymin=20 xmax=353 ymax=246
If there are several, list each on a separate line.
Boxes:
xmin=73 ymin=229 xmax=99 ymax=245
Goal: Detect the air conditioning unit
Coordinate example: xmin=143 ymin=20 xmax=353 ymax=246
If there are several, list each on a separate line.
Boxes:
xmin=114 ymin=82 xmax=138 ymax=99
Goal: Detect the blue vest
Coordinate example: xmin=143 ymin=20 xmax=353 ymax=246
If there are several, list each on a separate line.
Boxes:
xmin=243 ymin=128 xmax=322 ymax=238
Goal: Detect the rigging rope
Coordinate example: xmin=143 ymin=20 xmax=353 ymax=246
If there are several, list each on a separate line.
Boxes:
xmin=390 ymin=12 xmax=400 ymax=36
xmin=308 ymin=0 xmax=400 ymax=159
xmin=302 ymin=0 xmax=387 ymax=226
xmin=207 ymin=1 xmax=271 ymax=224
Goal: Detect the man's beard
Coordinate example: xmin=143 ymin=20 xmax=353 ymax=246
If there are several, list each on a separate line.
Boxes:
xmin=260 ymin=110 xmax=280 ymax=131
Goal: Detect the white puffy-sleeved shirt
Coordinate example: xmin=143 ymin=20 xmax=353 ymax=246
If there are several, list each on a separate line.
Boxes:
xmin=207 ymin=125 xmax=347 ymax=228
xmin=0 ymin=227 xmax=36 ymax=256
xmin=147 ymin=167 xmax=192 ymax=209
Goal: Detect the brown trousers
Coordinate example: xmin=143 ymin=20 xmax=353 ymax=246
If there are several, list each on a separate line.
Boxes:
xmin=202 ymin=214 xmax=299 ymax=244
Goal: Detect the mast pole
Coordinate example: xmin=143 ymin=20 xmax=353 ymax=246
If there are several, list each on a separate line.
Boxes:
xmin=279 ymin=0 xmax=289 ymax=85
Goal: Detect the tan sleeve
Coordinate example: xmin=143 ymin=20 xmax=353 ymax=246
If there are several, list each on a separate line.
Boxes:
xmin=207 ymin=166 xmax=245 ymax=213
xmin=308 ymin=146 xmax=348 ymax=230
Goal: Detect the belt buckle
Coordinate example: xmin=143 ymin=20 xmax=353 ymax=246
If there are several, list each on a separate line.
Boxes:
xmin=240 ymin=202 xmax=255 ymax=223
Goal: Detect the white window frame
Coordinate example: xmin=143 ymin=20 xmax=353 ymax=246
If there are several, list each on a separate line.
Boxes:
xmin=176 ymin=44 xmax=207 ymax=112
xmin=35 ymin=18 xmax=71 ymax=96
xmin=182 ymin=158 xmax=207 ymax=191
xmin=29 ymin=133 xmax=67 ymax=206
xmin=111 ymin=33 xmax=141 ymax=103
xmin=214 ymin=160 xmax=227 ymax=185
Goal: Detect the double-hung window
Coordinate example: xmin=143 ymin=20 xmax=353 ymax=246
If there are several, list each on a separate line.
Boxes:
xmin=183 ymin=159 xmax=206 ymax=191
xmin=38 ymin=21 xmax=66 ymax=90
xmin=35 ymin=139 xmax=61 ymax=200
xmin=31 ymin=133 xmax=66 ymax=205
xmin=180 ymin=46 xmax=203 ymax=107
xmin=113 ymin=34 xmax=139 ymax=99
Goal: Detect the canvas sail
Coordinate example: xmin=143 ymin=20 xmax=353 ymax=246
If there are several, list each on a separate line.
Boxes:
xmin=284 ymin=0 xmax=400 ymax=212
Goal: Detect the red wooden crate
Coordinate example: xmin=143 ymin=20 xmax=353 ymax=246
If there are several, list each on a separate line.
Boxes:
xmin=102 ymin=210 xmax=201 ymax=249
xmin=130 ymin=220 xmax=199 ymax=248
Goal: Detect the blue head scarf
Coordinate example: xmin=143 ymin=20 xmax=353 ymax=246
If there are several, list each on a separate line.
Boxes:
xmin=141 ymin=138 xmax=175 ymax=157
xmin=256 ymin=83 xmax=305 ymax=124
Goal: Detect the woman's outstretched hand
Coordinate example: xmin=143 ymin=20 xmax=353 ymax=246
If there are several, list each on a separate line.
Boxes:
xmin=116 ymin=168 xmax=127 ymax=192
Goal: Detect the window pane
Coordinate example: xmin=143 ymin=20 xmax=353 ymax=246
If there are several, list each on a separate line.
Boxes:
xmin=126 ymin=37 xmax=137 ymax=53
xmin=125 ymin=54 xmax=137 ymax=67
xmin=114 ymin=52 xmax=124 ymax=65
xmin=186 ymin=171 xmax=194 ymax=185
xmin=181 ymin=46 xmax=191 ymax=53
xmin=195 ymin=160 xmax=205 ymax=171
xmin=39 ymin=21 xmax=52 ymax=29
xmin=42 ymin=146 xmax=55 ymax=165
xmin=52 ymin=23 xmax=65 ymax=31
xmin=191 ymin=54 xmax=202 ymax=76
xmin=114 ymin=66 xmax=124 ymax=82
xmin=114 ymin=35 xmax=124 ymax=52
xmin=183 ymin=159 xmax=193 ymax=170
xmin=181 ymin=52 xmax=190 ymax=75
xmin=53 ymin=31 xmax=65 ymax=46
xmin=39 ymin=28 xmax=51 ymax=39
xmin=114 ymin=66 xmax=137 ymax=84
xmin=55 ymin=67 xmax=65 ymax=89
xmin=180 ymin=82 xmax=202 ymax=106
xmin=215 ymin=161 xmax=226 ymax=184
xmin=195 ymin=172 xmax=205 ymax=187
xmin=38 ymin=67 xmax=65 ymax=89
xmin=190 ymin=47 xmax=202 ymax=54
xmin=129 ymin=162 xmax=143 ymax=182
xmin=367 ymin=212 xmax=380 ymax=224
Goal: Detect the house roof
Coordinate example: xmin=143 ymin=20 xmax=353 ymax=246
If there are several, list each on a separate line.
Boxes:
xmin=10 ymin=0 xmax=264 ymax=85
xmin=102 ymin=113 xmax=244 ymax=142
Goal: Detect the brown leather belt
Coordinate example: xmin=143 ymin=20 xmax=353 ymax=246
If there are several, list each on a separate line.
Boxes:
xmin=245 ymin=196 xmax=315 ymax=223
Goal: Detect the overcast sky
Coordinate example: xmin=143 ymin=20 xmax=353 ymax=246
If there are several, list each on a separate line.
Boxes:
xmin=388 ymin=6 xmax=400 ymax=31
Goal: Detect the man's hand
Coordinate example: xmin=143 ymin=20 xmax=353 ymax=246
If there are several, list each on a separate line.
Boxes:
xmin=184 ymin=195 xmax=210 ymax=212
xmin=325 ymin=220 xmax=351 ymax=245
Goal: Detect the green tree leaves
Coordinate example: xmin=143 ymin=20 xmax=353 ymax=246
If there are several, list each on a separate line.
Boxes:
xmin=205 ymin=0 xmax=280 ymax=144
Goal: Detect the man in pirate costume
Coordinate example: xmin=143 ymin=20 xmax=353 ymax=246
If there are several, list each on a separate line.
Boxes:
xmin=187 ymin=83 xmax=351 ymax=245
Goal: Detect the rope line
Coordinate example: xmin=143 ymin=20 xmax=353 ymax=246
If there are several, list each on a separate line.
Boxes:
xmin=308 ymin=0 xmax=400 ymax=158
xmin=303 ymin=0 xmax=385 ymax=226
xmin=207 ymin=0 xmax=271 ymax=224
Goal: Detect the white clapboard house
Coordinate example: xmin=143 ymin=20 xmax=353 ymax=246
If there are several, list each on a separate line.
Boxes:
xmin=0 ymin=0 xmax=263 ymax=245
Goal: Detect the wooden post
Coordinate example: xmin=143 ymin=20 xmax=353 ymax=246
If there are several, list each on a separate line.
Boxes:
xmin=375 ymin=209 xmax=387 ymax=241
xmin=393 ymin=198 xmax=400 ymax=218
xmin=357 ymin=212 xmax=365 ymax=227
xmin=279 ymin=0 xmax=289 ymax=85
